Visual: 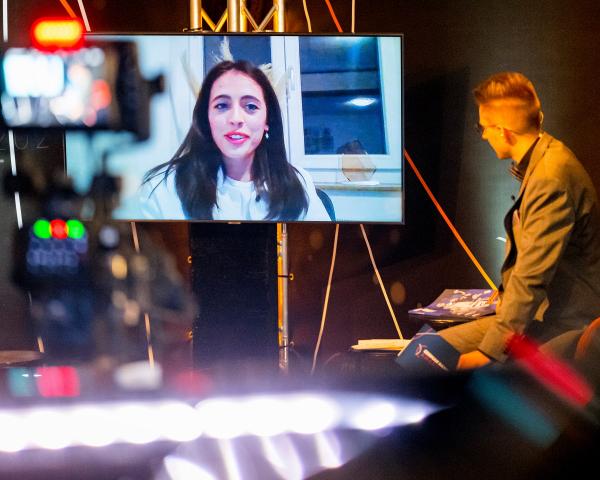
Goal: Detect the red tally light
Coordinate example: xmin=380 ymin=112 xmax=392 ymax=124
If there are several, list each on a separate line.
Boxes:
xmin=168 ymin=369 xmax=213 ymax=396
xmin=91 ymin=79 xmax=112 ymax=110
xmin=31 ymin=18 xmax=84 ymax=51
xmin=35 ymin=366 xmax=81 ymax=398
xmin=50 ymin=219 xmax=68 ymax=239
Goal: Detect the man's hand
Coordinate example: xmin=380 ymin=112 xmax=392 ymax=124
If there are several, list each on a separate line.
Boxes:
xmin=457 ymin=351 xmax=491 ymax=370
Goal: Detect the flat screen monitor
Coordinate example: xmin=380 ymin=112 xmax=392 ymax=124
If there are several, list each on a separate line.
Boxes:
xmin=64 ymin=33 xmax=403 ymax=223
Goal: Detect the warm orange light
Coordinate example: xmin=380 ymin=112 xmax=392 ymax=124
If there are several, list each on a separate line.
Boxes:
xmin=31 ymin=18 xmax=84 ymax=51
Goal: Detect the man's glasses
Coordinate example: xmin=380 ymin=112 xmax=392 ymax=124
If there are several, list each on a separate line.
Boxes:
xmin=474 ymin=123 xmax=526 ymax=136
xmin=474 ymin=123 xmax=499 ymax=135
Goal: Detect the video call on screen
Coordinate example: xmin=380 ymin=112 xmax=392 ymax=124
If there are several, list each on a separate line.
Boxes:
xmin=65 ymin=34 xmax=403 ymax=223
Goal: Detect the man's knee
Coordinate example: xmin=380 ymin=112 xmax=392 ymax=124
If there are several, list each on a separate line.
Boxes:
xmin=438 ymin=316 xmax=496 ymax=354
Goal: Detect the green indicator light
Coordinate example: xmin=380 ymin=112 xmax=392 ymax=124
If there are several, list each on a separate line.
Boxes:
xmin=66 ymin=219 xmax=86 ymax=239
xmin=32 ymin=219 xmax=51 ymax=239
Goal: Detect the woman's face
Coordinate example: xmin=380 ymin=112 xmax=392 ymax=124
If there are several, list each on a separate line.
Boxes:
xmin=208 ymin=70 xmax=269 ymax=166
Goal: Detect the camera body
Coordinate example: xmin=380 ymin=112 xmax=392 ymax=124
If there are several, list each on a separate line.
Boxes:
xmin=0 ymin=41 xmax=162 ymax=140
xmin=0 ymin=39 xmax=178 ymax=363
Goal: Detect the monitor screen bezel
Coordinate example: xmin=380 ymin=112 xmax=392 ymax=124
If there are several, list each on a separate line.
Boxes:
xmin=64 ymin=31 xmax=405 ymax=225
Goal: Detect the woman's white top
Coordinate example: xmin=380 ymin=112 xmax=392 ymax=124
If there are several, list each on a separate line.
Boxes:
xmin=139 ymin=165 xmax=330 ymax=221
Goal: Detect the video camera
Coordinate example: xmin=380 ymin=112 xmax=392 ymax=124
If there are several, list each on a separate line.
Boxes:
xmin=0 ymin=29 xmax=191 ymax=366
xmin=0 ymin=40 xmax=163 ymax=140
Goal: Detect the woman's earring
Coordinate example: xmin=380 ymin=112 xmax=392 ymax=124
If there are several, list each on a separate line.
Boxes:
xmin=265 ymin=131 xmax=270 ymax=140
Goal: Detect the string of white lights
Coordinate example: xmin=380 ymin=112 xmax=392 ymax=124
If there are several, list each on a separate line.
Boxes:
xmin=0 ymin=392 xmax=432 ymax=452
xmin=311 ymin=224 xmax=340 ymax=374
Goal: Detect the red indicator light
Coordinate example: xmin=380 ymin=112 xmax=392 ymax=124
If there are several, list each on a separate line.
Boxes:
xmin=50 ymin=219 xmax=68 ymax=239
xmin=31 ymin=17 xmax=84 ymax=51
xmin=91 ymin=79 xmax=112 ymax=110
xmin=35 ymin=366 xmax=81 ymax=398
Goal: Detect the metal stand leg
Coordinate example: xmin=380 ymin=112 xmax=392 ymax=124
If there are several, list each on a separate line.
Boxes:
xmin=278 ymin=223 xmax=290 ymax=373
xmin=190 ymin=0 xmax=286 ymax=33
xmin=188 ymin=1 xmax=290 ymax=372
xmin=189 ymin=0 xmax=202 ymax=30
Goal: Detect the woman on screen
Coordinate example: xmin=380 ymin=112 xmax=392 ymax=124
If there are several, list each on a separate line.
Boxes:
xmin=140 ymin=60 xmax=329 ymax=221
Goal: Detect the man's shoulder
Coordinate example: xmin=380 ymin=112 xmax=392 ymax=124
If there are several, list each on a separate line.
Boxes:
xmin=535 ymin=134 xmax=586 ymax=181
xmin=525 ymin=134 xmax=599 ymax=209
xmin=544 ymin=135 xmax=578 ymax=162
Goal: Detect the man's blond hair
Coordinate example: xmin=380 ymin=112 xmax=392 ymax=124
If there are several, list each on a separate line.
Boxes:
xmin=474 ymin=72 xmax=543 ymax=132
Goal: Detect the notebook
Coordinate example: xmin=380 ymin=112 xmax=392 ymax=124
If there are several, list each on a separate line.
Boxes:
xmin=395 ymin=325 xmax=460 ymax=372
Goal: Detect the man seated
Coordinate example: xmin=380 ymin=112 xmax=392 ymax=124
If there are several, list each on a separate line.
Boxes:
xmin=439 ymin=72 xmax=600 ymax=369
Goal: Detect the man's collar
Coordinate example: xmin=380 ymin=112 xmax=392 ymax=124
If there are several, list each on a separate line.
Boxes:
xmin=509 ymin=135 xmax=541 ymax=182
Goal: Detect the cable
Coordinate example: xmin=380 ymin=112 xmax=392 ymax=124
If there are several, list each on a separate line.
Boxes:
xmin=130 ymin=223 xmax=156 ymax=367
xmin=7 ymin=130 xmax=22 ymax=229
xmin=310 ymin=224 xmax=340 ymax=375
xmin=58 ymin=0 xmax=77 ymax=18
xmin=403 ymin=148 xmax=498 ymax=291
xmin=1 ymin=6 xmax=23 ymax=230
xmin=359 ymin=224 xmax=404 ymax=339
xmin=302 ymin=0 xmax=312 ymax=33
xmin=130 ymin=222 xmax=141 ymax=253
xmin=77 ymin=0 xmax=91 ymax=32
xmin=2 ymin=0 xmax=7 ymax=42
xmin=324 ymin=0 xmax=343 ymax=32
xmin=308 ymin=3 xmax=495 ymax=367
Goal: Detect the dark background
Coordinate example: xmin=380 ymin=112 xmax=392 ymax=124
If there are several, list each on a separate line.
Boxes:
xmin=1 ymin=0 xmax=599 ymax=367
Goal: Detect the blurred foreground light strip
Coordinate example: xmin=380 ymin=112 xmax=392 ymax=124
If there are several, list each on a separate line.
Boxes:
xmin=195 ymin=392 xmax=436 ymax=439
xmin=508 ymin=335 xmax=594 ymax=408
xmin=0 ymin=400 xmax=203 ymax=452
xmin=164 ymin=455 xmax=217 ymax=480
xmin=0 ymin=392 xmax=437 ymax=453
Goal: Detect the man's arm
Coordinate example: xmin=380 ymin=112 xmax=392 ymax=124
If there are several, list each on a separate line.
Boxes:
xmin=478 ymin=174 xmax=575 ymax=361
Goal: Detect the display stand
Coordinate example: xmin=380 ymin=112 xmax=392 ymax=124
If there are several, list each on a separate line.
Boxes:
xmin=186 ymin=1 xmax=291 ymax=370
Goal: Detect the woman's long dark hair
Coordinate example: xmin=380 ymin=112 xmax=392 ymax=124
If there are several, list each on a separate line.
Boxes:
xmin=143 ymin=60 xmax=308 ymax=220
